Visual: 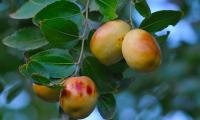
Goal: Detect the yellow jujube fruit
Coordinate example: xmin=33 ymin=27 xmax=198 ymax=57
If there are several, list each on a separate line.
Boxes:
xmin=122 ymin=29 xmax=161 ymax=72
xmin=90 ymin=20 xmax=131 ymax=65
xmin=33 ymin=84 xmax=60 ymax=102
xmin=60 ymin=76 xmax=98 ymax=119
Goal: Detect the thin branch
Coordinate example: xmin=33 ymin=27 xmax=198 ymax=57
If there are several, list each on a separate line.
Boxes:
xmin=74 ymin=0 xmax=90 ymax=76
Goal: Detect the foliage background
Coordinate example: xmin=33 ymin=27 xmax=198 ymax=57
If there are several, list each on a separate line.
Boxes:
xmin=0 ymin=0 xmax=200 ymax=120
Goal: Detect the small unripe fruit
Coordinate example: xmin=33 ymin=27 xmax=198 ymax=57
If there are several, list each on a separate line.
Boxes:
xmin=90 ymin=20 xmax=131 ymax=65
xmin=60 ymin=76 xmax=97 ymax=119
xmin=122 ymin=29 xmax=161 ymax=72
xmin=32 ymin=84 xmax=60 ymax=102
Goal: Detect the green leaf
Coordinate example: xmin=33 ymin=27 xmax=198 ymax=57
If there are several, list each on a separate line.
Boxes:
xmin=31 ymin=73 xmax=51 ymax=85
xmin=82 ymin=56 xmax=117 ymax=93
xmin=6 ymin=83 xmax=22 ymax=103
xmin=134 ymin=0 xmax=151 ymax=18
xmin=33 ymin=0 xmax=82 ymax=25
xmin=30 ymin=48 xmax=76 ymax=78
xmin=123 ymin=68 xmax=136 ymax=79
xmin=27 ymin=61 xmax=50 ymax=78
xmin=40 ymin=18 xmax=79 ymax=49
xmin=156 ymin=31 xmax=170 ymax=44
xmin=88 ymin=11 xmax=103 ymax=22
xmin=0 ymin=80 xmax=4 ymax=94
xmin=139 ymin=10 xmax=182 ymax=32
xmin=2 ymin=28 xmax=48 ymax=51
xmin=108 ymin=60 xmax=128 ymax=75
xmin=116 ymin=0 xmax=131 ymax=20
xmin=97 ymin=94 xmax=116 ymax=119
xmin=10 ymin=0 xmax=58 ymax=19
xmin=19 ymin=64 xmax=30 ymax=79
xmin=117 ymin=78 xmax=134 ymax=92
xmin=30 ymin=48 xmax=74 ymax=63
xmin=95 ymin=0 xmax=118 ymax=21
xmin=107 ymin=61 xmax=134 ymax=92
xmin=43 ymin=64 xmax=76 ymax=79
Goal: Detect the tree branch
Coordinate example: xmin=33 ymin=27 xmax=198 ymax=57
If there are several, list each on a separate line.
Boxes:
xmin=74 ymin=0 xmax=90 ymax=76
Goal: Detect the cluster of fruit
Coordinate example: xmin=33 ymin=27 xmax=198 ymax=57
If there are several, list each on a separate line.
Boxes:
xmin=91 ymin=20 xmax=161 ymax=71
xmin=33 ymin=19 xmax=161 ymax=119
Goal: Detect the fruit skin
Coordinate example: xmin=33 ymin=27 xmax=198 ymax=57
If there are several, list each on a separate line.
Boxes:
xmin=122 ymin=29 xmax=161 ymax=72
xmin=60 ymin=76 xmax=97 ymax=119
xmin=90 ymin=20 xmax=131 ymax=65
xmin=32 ymin=84 xmax=60 ymax=102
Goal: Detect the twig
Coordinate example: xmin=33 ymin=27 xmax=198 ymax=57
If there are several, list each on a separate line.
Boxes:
xmin=74 ymin=0 xmax=90 ymax=76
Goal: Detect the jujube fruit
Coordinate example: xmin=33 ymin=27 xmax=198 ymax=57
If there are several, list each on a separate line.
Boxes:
xmin=90 ymin=20 xmax=131 ymax=65
xmin=122 ymin=29 xmax=161 ymax=72
xmin=32 ymin=83 xmax=60 ymax=102
xmin=60 ymin=76 xmax=97 ymax=119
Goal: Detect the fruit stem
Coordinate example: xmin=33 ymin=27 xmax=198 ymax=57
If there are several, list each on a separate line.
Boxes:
xmin=74 ymin=0 xmax=90 ymax=76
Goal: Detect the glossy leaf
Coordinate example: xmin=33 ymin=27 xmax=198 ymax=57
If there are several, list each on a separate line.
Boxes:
xmin=40 ymin=18 xmax=79 ymax=49
xmin=6 ymin=83 xmax=22 ymax=103
xmin=30 ymin=49 xmax=76 ymax=78
xmin=19 ymin=64 xmax=31 ymax=79
xmin=156 ymin=31 xmax=170 ymax=44
xmin=139 ymin=10 xmax=182 ymax=32
xmin=134 ymin=0 xmax=151 ymax=18
xmin=30 ymin=48 xmax=74 ymax=63
xmin=82 ymin=56 xmax=117 ymax=93
xmin=27 ymin=61 xmax=50 ymax=78
xmin=31 ymin=73 xmax=51 ymax=85
xmin=2 ymin=28 xmax=48 ymax=51
xmin=0 ymin=80 xmax=4 ymax=94
xmin=33 ymin=0 xmax=82 ymax=25
xmin=10 ymin=0 xmax=58 ymax=19
xmin=97 ymin=93 xmax=116 ymax=119
xmin=95 ymin=0 xmax=118 ymax=21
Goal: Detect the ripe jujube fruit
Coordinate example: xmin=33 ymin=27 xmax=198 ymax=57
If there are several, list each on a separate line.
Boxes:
xmin=90 ymin=20 xmax=131 ymax=65
xmin=122 ymin=29 xmax=161 ymax=72
xmin=60 ymin=76 xmax=97 ymax=119
xmin=32 ymin=83 xmax=60 ymax=102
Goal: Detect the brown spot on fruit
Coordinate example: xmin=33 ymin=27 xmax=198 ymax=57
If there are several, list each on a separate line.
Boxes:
xmin=76 ymin=82 xmax=83 ymax=92
xmin=61 ymin=89 xmax=71 ymax=97
xmin=86 ymin=85 xmax=92 ymax=95
xmin=61 ymin=90 xmax=66 ymax=97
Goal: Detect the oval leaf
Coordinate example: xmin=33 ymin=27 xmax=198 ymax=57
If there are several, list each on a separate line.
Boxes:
xmin=82 ymin=56 xmax=117 ymax=93
xmin=97 ymin=94 xmax=116 ymax=119
xmin=10 ymin=0 xmax=58 ymax=19
xmin=31 ymin=73 xmax=51 ymax=85
xmin=95 ymin=0 xmax=118 ymax=21
xmin=40 ymin=18 xmax=79 ymax=49
xmin=139 ymin=10 xmax=182 ymax=32
xmin=30 ymin=48 xmax=74 ymax=63
xmin=2 ymin=28 xmax=48 ymax=51
xmin=0 ymin=80 xmax=4 ymax=94
xmin=27 ymin=61 xmax=50 ymax=78
xmin=6 ymin=83 xmax=22 ymax=103
xmin=30 ymin=49 xmax=76 ymax=78
xmin=134 ymin=0 xmax=151 ymax=18
xmin=19 ymin=64 xmax=31 ymax=79
xmin=33 ymin=0 xmax=82 ymax=25
xmin=156 ymin=31 xmax=170 ymax=44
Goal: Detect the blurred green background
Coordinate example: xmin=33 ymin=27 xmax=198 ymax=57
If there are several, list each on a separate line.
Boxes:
xmin=0 ymin=0 xmax=200 ymax=120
